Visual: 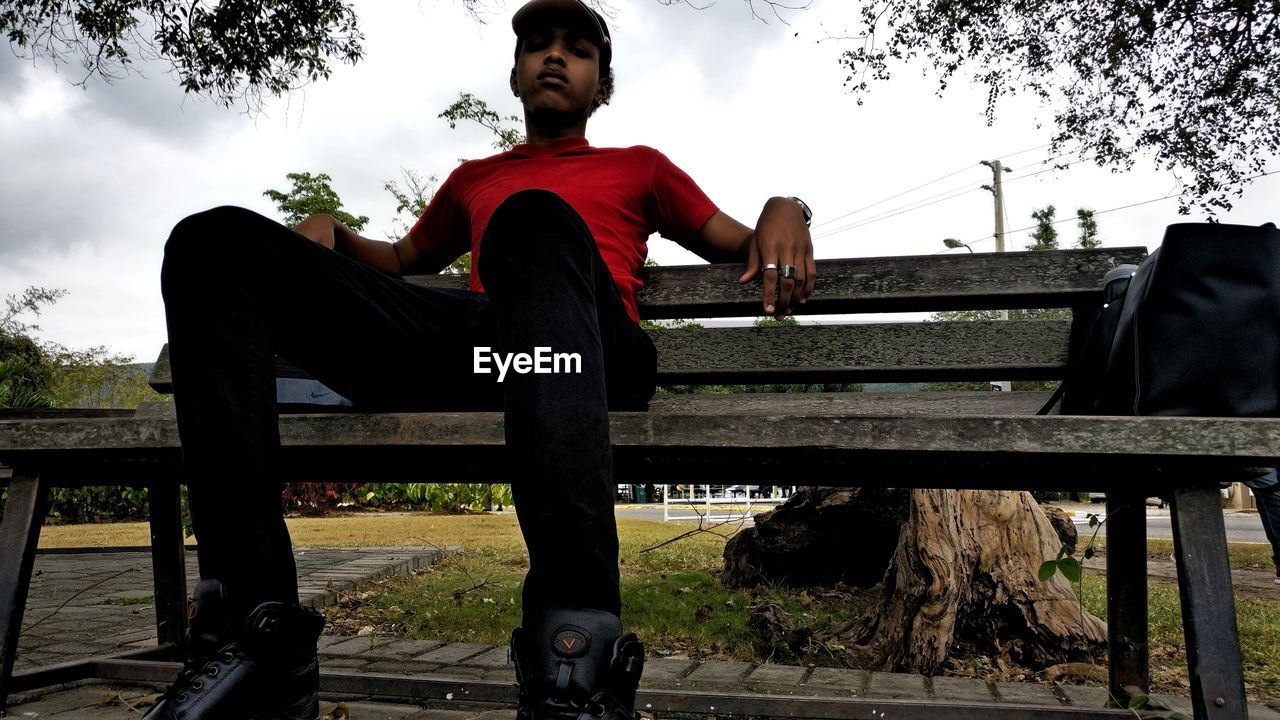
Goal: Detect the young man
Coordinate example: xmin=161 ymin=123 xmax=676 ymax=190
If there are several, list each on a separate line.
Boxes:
xmin=153 ymin=0 xmax=814 ymax=718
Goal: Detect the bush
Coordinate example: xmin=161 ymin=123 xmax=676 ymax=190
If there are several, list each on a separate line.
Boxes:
xmin=0 ymin=332 xmax=55 ymax=409
xmin=351 ymin=483 xmax=512 ymax=513
xmin=46 ymin=486 xmax=150 ymax=524
xmin=283 ymin=482 xmax=364 ymax=516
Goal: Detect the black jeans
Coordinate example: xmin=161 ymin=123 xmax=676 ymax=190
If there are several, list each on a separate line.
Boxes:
xmin=160 ymin=189 xmax=656 ymax=622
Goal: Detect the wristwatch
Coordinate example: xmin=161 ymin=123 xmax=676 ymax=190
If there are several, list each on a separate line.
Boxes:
xmin=788 ymin=196 xmax=812 ymax=227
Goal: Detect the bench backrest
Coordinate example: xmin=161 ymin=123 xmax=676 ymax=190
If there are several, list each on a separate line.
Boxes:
xmin=147 ymin=248 xmax=1146 ymax=393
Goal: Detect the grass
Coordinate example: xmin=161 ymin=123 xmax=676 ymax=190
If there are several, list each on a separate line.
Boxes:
xmin=36 ymin=512 xmax=530 ymax=550
xmin=37 ymin=511 xmax=1280 ymax=704
xmin=325 ymin=515 xmax=867 ymax=664
xmin=98 ymin=596 xmax=155 ymax=606
xmin=1088 ymin=536 xmax=1277 ymax=572
xmin=1076 ymin=577 xmax=1280 ymax=702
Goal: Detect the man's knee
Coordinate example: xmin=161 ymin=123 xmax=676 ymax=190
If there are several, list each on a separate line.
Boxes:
xmin=492 ymin=188 xmax=572 ymax=224
xmin=164 ymin=205 xmax=262 ymax=262
xmin=162 ymin=206 xmax=270 ymax=297
xmin=165 ymin=205 xmax=292 ymax=276
xmin=480 ymin=190 xmax=595 ymax=282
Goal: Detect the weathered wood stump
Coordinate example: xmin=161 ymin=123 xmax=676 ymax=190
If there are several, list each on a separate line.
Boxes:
xmin=725 ymin=488 xmax=1106 ymax=674
xmin=722 ymin=487 xmax=909 ymax=589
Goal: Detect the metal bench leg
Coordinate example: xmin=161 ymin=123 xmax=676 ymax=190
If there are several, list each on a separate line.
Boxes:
xmin=1106 ymin=491 xmax=1149 ymax=704
xmin=148 ymin=479 xmax=187 ymax=651
xmin=0 ymin=470 xmax=49 ymax=714
xmin=1170 ymin=484 xmax=1248 ymax=720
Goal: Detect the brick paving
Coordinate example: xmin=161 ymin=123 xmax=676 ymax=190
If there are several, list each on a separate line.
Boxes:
xmin=6 ymin=548 xmax=1280 ymax=719
xmin=14 ymin=546 xmax=455 ymax=674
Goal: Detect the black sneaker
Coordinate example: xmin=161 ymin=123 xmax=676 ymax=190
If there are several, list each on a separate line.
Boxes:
xmin=143 ymin=579 xmax=324 ymax=720
xmin=510 ymin=607 xmax=645 ymax=720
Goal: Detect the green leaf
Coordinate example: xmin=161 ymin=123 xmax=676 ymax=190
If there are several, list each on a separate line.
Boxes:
xmin=1038 ymin=560 xmax=1059 ymax=581
xmin=1141 ymin=697 xmax=1172 ymax=711
xmin=1059 ymin=557 xmax=1083 ymax=582
xmin=1128 ymin=695 xmax=1150 ymax=709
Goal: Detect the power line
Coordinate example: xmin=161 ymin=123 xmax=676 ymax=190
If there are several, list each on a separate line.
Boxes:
xmin=936 ymin=165 xmax=1280 ymax=252
xmin=814 ymin=146 xmax=1074 ymax=240
xmin=995 ymin=142 xmax=1055 ymax=161
xmin=946 ymin=194 xmax=1179 ymax=252
xmin=814 ymin=181 xmax=986 ymax=240
xmin=1002 ymin=168 xmax=1280 ymax=240
xmin=1000 ymin=154 xmax=1094 ymax=186
xmin=811 ymin=142 xmax=1052 ymax=230
xmin=810 ymin=164 xmax=983 ymax=230
xmin=814 ymin=144 xmax=1254 ymax=244
xmin=939 ymin=168 xmax=1280 ymax=253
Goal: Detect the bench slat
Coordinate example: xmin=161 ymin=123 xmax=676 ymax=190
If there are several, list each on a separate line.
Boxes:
xmin=409 ymin=247 xmax=1147 ymax=318
xmin=4 ymin=397 xmax=1276 ymax=482
xmin=126 ymin=391 xmax=1055 ymax=419
xmin=147 ymin=320 xmax=1071 ymax=392
xmin=652 ymin=320 xmax=1068 ymax=384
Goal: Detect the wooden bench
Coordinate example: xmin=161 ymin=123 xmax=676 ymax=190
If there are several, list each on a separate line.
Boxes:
xmin=1 ymin=246 xmax=1272 ymax=719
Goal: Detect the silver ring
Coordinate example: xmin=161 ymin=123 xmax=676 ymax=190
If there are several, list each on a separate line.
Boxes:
xmin=762 ymin=263 xmax=778 ymax=272
xmin=781 ymin=265 xmax=797 ymax=280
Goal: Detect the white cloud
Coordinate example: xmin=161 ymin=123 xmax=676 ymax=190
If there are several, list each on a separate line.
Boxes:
xmin=1 ymin=0 xmax=1276 ymax=364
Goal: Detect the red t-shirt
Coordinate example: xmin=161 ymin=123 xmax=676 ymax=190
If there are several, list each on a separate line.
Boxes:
xmin=408 ymin=136 xmax=719 ymax=323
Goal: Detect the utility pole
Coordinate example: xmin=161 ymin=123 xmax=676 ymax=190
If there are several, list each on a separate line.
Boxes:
xmin=980 ymin=159 xmax=1008 ymax=253
xmin=981 ymin=159 xmax=1012 ymax=391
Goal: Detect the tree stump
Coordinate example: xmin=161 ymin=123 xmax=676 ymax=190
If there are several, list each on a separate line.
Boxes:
xmin=724 ymin=487 xmax=1106 ymax=674
xmin=721 ymin=487 xmax=909 ymax=589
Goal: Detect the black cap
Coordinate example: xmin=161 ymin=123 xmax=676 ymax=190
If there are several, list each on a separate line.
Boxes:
xmin=512 ymin=0 xmax=612 ymax=71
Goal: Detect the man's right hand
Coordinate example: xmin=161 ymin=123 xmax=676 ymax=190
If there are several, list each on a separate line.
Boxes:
xmin=294 ymin=214 xmax=338 ymax=251
xmin=292 ymin=212 xmax=433 ymax=275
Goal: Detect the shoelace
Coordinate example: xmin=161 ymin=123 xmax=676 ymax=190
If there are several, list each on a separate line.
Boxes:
xmin=159 ymin=650 xmax=237 ymax=705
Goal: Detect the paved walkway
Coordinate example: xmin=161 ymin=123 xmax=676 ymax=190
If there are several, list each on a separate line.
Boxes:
xmin=6 ymin=548 xmax=1279 ymax=719
xmin=13 ymin=546 xmax=455 ymax=673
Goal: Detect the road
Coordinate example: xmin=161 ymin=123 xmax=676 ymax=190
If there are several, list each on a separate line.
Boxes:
xmin=1066 ymin=506 xmax=1268 ymax=545
xmin=614 ymin=502 xmax=1270 ymax=545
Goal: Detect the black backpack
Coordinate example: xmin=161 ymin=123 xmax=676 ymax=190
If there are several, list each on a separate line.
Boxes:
xmin=1042 ymin=221 xmax=1280 ymax=418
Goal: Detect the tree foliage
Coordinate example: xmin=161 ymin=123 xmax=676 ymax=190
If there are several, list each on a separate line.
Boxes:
xmin=1027 ymin=206 xmax=1058 ymax=251
xmin=2 ymin=0 xmax=364 ymax=111
xmin=839 ymin=1 xmax=1279 ymax=215
xmin=0 ymin=288 xmax=63 ymax=409
xmin=384 ymin=168 xmax=438 ymax=240
xmin=383 ymin=92 xmax=525 ymax=275
xmin=2 ymin=287 xmax=67 ymax=338
xmin=264 ymin=171 xmax=369 ymax=231
xmin=46 ymin=346 xmax=167 ymax=409
xmin=1076 ymin=208 xmax=1099 ymax=249
xmin=0 ymin=342 xmax=54 ymax=409
xmin=1 ymin=287 xmax=168 ymax=410
xmin=439 ymin=92 xmax=526 ymax=152
xmin=2 ymin=1 xmax=802 ymax=111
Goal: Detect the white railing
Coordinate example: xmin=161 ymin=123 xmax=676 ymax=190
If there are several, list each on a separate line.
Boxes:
xmin=659 ymin=485 xmax=793 ymax=522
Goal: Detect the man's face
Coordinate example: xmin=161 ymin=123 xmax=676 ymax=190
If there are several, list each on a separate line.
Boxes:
xmin=511 ymin=21 xmax=608 ymax=120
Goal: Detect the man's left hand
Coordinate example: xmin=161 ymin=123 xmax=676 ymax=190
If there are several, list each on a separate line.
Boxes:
xmin=738 ymin=197 xmax=815 ymax=320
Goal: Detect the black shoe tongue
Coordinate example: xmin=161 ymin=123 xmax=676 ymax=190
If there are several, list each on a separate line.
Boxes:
xmin=187 ymin=579 xmax=233 ymax=653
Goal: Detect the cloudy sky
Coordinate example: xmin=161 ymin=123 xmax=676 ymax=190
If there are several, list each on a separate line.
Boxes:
xmin=2 ymin=0 xmax=1277 ymax=363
